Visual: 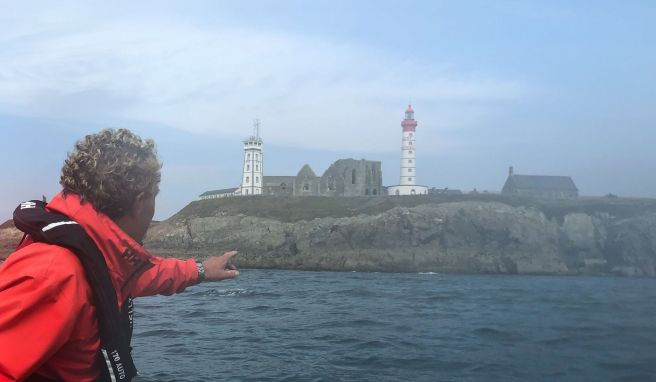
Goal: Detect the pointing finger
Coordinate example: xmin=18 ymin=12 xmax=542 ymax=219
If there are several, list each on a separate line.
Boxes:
xmin=223 ymin=250 xmax=238 ymax=259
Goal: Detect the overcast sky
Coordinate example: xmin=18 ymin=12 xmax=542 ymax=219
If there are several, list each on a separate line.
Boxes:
xmin=1 ymin=0 xmax=654 ymax=220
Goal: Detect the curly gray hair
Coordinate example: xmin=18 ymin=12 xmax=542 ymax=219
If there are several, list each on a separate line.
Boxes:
xmin=60 ymin=128 xmax=161 ymax=218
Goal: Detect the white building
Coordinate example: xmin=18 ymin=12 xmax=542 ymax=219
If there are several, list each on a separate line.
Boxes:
xmin=387 ymin=105 xmax=428 ymax=196
xmin=236 ymin=120 xmax=264 ymax=196
xmin=199 ymin=187 xmax=239 ymax=200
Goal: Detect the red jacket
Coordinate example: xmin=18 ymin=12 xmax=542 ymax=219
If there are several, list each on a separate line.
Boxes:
xmin=0 ymin=193 xmax=200 ymax=382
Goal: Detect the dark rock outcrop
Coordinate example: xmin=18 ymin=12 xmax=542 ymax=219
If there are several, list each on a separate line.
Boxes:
xmin=0 ymin=220 xmax=22 ymax=260
xmin=144 ymin=196 xmax=656 ymax=277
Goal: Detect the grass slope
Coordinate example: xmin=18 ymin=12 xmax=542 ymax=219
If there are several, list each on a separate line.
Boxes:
xmin=167 ymin=195 xmax=656 ymax=223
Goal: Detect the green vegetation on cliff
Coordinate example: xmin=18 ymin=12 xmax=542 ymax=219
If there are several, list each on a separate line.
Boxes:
xmin=173 ymin=194 xmax=656 ymax=223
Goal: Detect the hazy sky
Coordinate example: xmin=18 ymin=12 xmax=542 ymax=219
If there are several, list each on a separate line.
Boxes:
xmin=1 ymin=1 xmax=654 ymax=220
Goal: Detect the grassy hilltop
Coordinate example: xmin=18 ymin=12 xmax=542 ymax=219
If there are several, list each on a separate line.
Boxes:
xmin=170 ymin=194 xmax=656 ymax=224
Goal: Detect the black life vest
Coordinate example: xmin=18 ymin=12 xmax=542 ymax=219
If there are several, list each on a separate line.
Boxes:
xmin=13 ymin=200 xmax=137 ymax=382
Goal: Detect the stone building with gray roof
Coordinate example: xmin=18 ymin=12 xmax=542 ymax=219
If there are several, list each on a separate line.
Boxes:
xmin=502 ymin=166 xmax=578 ymax=199
xmin=264 ymin=159 xmax=382 ymax=197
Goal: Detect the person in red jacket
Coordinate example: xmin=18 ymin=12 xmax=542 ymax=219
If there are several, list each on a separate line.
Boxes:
xmin=0 ymin=128 xmax=239 ymax=382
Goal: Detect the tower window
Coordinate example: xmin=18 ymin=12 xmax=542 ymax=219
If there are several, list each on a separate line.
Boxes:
xmin=256 ymin=154 xmax=259 ymax=160
xmin=256 ymin=176 xmax=259 ymax=183
xmin=246 ymin=176 xmax=250 ymax=183
xmin=408 ymin=159 xmax=412 ymax=163
xmin=408 ymin=168 xmax=413 ymax=172
xmin=409 ymin=150 xmax=413 ymax=154
xmin=408 ymin=177 xmax=412 ymax=181
xmin=246 ymin=165 xmax=250 ymax=171
xmin=256 ymin=165 xmax=259 ymax=171
xmin=247 ymin=153 xmax=251 ymax=159
xmin=352 ymin=169 xmax=356 ymax=184
xmin=245 ymin=189 xmax=249 ymax=195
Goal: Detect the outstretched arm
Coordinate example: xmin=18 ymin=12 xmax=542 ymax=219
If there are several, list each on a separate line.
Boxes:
xmin=132 ymin=251 xmax=239 ymax=297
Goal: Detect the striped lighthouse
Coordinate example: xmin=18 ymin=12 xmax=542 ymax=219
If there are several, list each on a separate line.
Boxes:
xmin=387 ymin=105 xmax=428 ymax=196
xmin=400 ymin=105 xmax=417 ymax=186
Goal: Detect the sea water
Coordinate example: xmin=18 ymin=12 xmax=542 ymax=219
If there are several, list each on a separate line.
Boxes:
xmin=132 ymin=269 xmax=656 ymax=381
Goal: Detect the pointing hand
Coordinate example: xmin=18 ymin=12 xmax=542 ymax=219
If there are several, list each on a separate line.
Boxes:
xmin=202 ymin=251 xmax=239 ymax=281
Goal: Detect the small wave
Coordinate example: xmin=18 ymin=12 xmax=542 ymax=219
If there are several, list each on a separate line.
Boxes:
xmin=355 ymin=339 xmax=388 ymax=349
xmin=348 ymin=318 xmax=386 ymax=327
xmin=418 ymin=272 xmax=440 ymax=275
xmin=473 ymin=327 xmax=523 ymax=341
xmin=246 ymin=305 xmax=272 ymax=311
xmin=189 ymin=288 xmax=256 ymax=297
xmin=274 ymin=307 xmax=298 ymax=313
xmin=135 ymin=329 xmax=197 ymax=338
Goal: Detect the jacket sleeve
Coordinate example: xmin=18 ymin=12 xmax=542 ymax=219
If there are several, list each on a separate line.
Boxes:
xmin=131 ymin=257 xmax=199 ymax=297
xmin=0 ymin=250 xmax=85 ymax=381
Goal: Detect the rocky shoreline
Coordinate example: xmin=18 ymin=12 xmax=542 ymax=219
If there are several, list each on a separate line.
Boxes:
xmin=2 ymin=195 xmax=654 ymax=276
xmin=144 ymin=195 xmax=656 ymax=277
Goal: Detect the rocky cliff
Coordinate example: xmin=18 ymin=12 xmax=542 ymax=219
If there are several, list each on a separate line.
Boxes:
xmin=0 ymin=220 xmax=23 ymax=260
xmin=144 ymin=195 xmax=656 ymax=277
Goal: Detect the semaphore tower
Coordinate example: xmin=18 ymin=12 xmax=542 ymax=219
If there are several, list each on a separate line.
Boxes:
xmin=387 ymin=105 xmax=428 ymax=196
xmin=238 ymin=119 xmax=263 ymax=196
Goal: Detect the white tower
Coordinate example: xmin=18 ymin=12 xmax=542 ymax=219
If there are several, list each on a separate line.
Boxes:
xmin=239 ymin=119 xmax=263 ymax=196
xmin=387 ymin=105 xmax=428 ymax=196
xmin=400 ymin=105 xmax=417 ymax=186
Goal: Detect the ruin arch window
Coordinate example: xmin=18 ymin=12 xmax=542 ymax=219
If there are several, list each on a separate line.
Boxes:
xmin=365 ymin=189 xmax=369 ymax=195
xmin=411 ymin=189 xmax=416 ymax=195
xmin=303 ymin=183 xmax=309 ymax=191
xmin=281 ymin=183 xmax=287 ymax=190
xmin=351 ymin=169 xmax=356 ymax=184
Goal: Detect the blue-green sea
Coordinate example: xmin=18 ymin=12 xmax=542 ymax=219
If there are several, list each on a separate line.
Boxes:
xmin=132 ymin=270 xmax=656 ymax=381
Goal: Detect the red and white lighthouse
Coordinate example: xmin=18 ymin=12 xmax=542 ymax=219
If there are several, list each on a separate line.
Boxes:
xmin=388 ymin=105 xmax=428 ymax=196
xmin=400 ymin=105 xmax=417 ymax=186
